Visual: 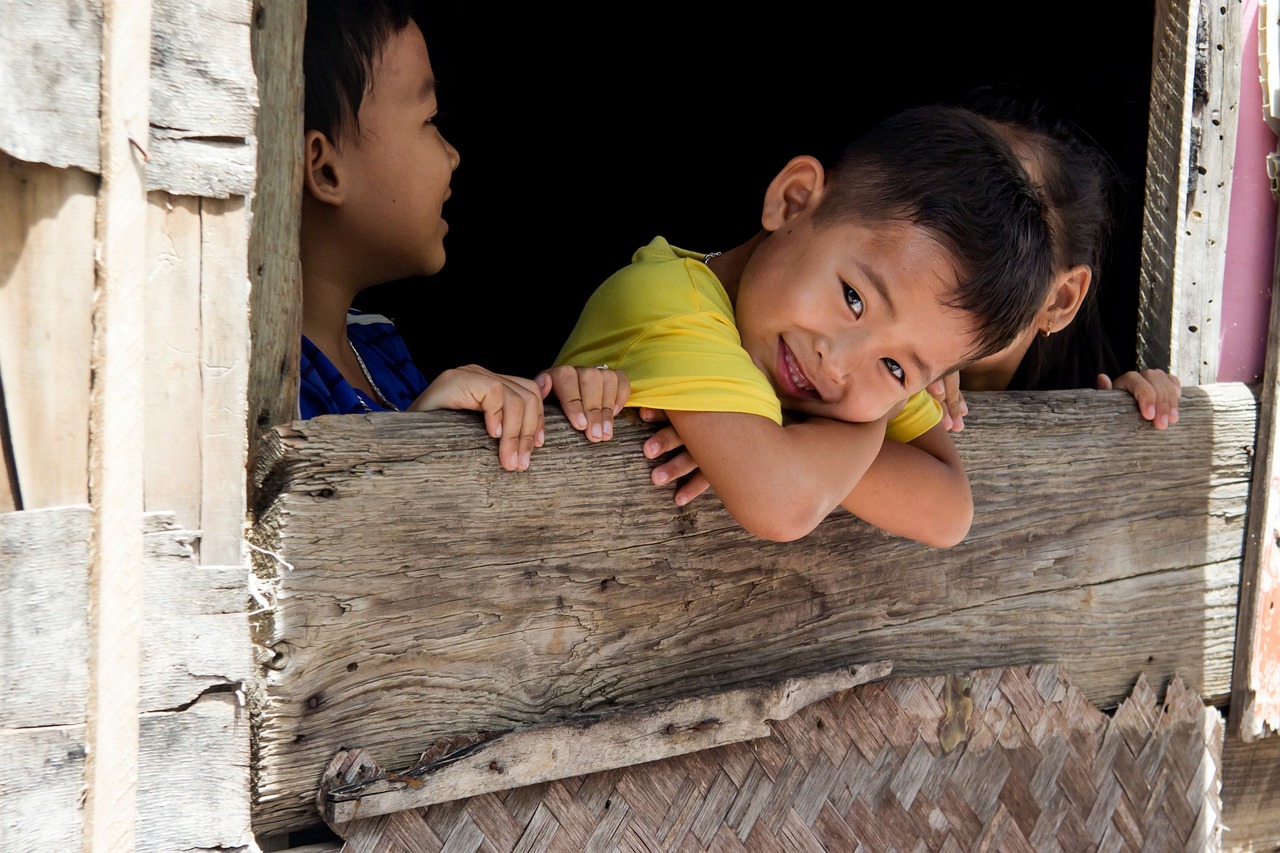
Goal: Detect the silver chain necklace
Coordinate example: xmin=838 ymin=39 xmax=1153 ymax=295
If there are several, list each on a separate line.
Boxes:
xmin=348 ymin=338 xmax=399 ymax=411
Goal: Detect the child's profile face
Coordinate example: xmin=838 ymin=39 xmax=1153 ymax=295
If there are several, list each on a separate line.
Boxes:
xmin=337 ymin=20 xmax=459 ymax=281
xmin=734 ymin=216 xmax=979 ymax=424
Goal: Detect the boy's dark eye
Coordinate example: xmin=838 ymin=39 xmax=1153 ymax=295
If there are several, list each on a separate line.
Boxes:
xmin=842 ymin=283 xmax=864 ymax=318
xmin=883 ymin=358 xmax=905 ymax=384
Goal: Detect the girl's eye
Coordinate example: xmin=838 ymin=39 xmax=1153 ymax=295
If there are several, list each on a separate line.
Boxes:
xmin=883 ymin=358 xmax=905 ymax=385
xmin=842 ymin=283 xmax=864 ymax=318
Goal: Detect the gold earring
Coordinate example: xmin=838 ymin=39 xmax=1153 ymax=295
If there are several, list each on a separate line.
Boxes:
xmin=1041 ymin=320 xmax=1053 ymax=338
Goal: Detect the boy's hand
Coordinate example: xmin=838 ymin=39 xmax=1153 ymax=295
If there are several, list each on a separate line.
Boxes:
xmin=639 ymin=407 xmax=710 ymax=506
xmin=409 ymin=365 xmax=550 ymax=471
xmin=540 ymin=365 xmax=631 ymax=442
xmin=926 ymin=372 xmax=967 ymax=432
xmin=1097 ymin=370 xmax=1182 ymax=430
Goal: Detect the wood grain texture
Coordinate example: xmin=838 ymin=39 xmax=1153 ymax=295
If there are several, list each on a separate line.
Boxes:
xmin=1172 ymin=0 xmax=1242 ymax=382
xmin=0 ymin=0 xmax=255 ymax=195
xmin=0 ymin=154 xmax=96 ymax=509
xmin=0 ymin=506 xmax=91 ymax=729
xmin=1230 ymin=196 xmax=1280 ymax=740
xmin=248 ymin=384 xmax=1256 ymax=836
xmin=246 ymin=0 xmax=304 ymax=464
xmin=1 ymin=508 xmax=255 ymax=849
xmin=322 ymin=662 xmax=893 ymax=822
xmin=1220 ymin=729 xmax=1280 ymax=851
xmin=0 ymin=0 xmax=102 ymax=171
xmin=1140 ymin=0 xmax=1196 ymax=373
xmin=1140 ymin=0 xmax=1241 ymax=380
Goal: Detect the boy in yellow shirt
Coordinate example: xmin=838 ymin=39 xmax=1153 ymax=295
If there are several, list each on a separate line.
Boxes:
xmin=550 ymin=105 xmax=1054 ymax=545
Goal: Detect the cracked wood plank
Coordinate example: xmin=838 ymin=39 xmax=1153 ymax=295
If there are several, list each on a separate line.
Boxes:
xmin=248 ymin=384 xmax=1256 ymax=836
xmin=321 ymin=661 xmax=892 ymax=823
xmin=0 ymin=507 xmax=253 ymax=850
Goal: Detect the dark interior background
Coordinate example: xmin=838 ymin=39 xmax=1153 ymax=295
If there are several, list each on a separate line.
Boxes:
xmin=356 ymin=4 xmax=1157 ymax=382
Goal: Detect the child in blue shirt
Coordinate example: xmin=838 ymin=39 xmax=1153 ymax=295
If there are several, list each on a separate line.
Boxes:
xmin=299 ymin=0 xmax=626 ymax=469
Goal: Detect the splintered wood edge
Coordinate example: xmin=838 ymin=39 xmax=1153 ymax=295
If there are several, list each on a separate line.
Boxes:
xmin=321 ymin=660 xmax=893 ymax=824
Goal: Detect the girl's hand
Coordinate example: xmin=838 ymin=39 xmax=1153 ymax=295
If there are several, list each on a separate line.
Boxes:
xmin=1097 ymin=370 xmax=1182 ymax=430
xmin=539 ymin=365 xmax=631 ymax=442
xmin=926 ymin=372 xmax=967 ymax=432
xmin=640 ymin=407 xmax=711 ymax=506
xmin=410 ymin=365 xmax=550 ymax=471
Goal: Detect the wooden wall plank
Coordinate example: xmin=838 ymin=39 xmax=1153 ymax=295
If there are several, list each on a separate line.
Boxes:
xmin=248 ymin=384 xmax=1256 ymax=836
xmin=0 ymin=154 xmax=96 ymax=509
xmin=1 ymin=508 xmax=255 ymax=848
xmin=1220 ymin=730 xmax=1280 ymax=850
xmin=1140 ymin=0 xmax=1243 ymax=380
xmin=144 ymin=193 xmax=203 ymax=532
xmin=0 ymin=0 xmax=255 ymax=195
xmin=84 ymin=0 xmax=151 ymax=846
xmin=0 ymin=507 xmax=91 ymax=729
xmin=137 ymin=693 xmax=255 ymax=852
xmin=0 ymin=725 xmax=87 ymax=852
xmin=246 ymin=0 xmax=305 ymax=457
xmin=0 ymin=0 xmax=102 ymax=171
xmin=1230 ymin=167 xmax=1280 ymax=741
xmin=199 ymin=196 xmax=251 ymax=566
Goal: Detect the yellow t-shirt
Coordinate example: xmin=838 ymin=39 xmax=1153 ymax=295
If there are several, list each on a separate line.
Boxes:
xmin=556 ymin=237 xmax=941 ymax=443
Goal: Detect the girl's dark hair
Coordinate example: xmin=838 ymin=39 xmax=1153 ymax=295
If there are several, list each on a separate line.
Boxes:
xmin=960 ymin=85 xmax=1123 ymax=389
xmin=304 ymin=0 xmax=424 ymax=146
xmin=814 ymin=104 xmax=1056 ymax=365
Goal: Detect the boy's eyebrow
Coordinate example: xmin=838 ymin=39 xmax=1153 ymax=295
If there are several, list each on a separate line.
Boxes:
xmin=419 ymin=77 xmax=437 ymax=102
xmin=858 ymin=265 xmax=937 ymax=384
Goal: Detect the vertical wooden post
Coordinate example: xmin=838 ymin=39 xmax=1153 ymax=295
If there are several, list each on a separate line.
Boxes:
xmin=84 ymin=0 xmax=150 ymax=848
xmin=1139 ymin=0 xmax=1242 ymax=380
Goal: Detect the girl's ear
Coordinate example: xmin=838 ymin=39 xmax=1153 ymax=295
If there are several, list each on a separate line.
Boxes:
xmin=1041 ymin=263 xmax=1092 ymax=335
xmin=303 ymin=129 xmax=345 ymax=206
xmin=760 ymin=155 xmax=826 ymax=232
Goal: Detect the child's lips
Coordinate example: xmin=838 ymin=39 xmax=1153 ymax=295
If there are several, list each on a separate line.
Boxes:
xmin=777 ymin=339 xmax=818 ymax=398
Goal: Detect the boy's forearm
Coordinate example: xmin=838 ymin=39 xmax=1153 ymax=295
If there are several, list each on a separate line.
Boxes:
xmin=838 ymin=426 xmax=973 ymax=548
xmin=669 ymin=410 xmax=886 ymax=542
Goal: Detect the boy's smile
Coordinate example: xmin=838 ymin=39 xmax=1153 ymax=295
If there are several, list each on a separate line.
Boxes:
xmin=336 ymin=19 xmax=460 ymax=284
xmin=732 ymin=214 xmax=979 ymax=424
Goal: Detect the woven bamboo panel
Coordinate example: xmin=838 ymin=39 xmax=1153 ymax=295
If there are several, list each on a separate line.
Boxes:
xmin=327 ymin=665 xmax=1223 ymax=852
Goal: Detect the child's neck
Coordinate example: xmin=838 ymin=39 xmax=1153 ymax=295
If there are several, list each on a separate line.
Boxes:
xmin=960 ymin=329 xmax=1036 ymax=392
xmin=709 ymin=232 xmax=768 ymax=303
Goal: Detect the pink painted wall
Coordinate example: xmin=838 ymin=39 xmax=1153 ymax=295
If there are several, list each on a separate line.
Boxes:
xmin=1220 ymin=0 xmax=1277 ymax=382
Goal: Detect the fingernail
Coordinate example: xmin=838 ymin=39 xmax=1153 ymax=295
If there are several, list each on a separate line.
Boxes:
xmin=494 ymin=424 xmax=503 ymax=438
xmin=590 ymin=423 xmax=602 ymax=440
xmin=535 ymin=429 xmax=545 ymax=446
xmin=603 ymin=422 xmax=613 ymax=439
xmin=653 ymin=470 xmax=668 ymax=485
xmin=574 ymin=413 xmax=587 ymax=429
xmin=675 ymin=493 xmax=688 ymax=506
xmin=521 ymin=452 xmax=531 ymax=468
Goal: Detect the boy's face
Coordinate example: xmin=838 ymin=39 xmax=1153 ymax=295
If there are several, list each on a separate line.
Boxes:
xmin=336 ymin=20 xmax=459 ymax=281
xmin=734 ymin=215 xmax=979 ymax=424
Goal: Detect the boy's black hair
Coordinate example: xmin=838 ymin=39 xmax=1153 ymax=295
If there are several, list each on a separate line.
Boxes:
xmin=304 ymin=0 xmax=425 ymax=145
xmin=813 ymin=104 xmax=1055 ymax=365
xmin=959 ymin=85 xmax=1123 ymax=390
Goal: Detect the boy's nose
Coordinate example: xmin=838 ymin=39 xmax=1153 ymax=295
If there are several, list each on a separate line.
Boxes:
xmin=817 ymin=335 xmax=860 ymax=384
xmin=443 ymin=135 xmax=460 ymax=171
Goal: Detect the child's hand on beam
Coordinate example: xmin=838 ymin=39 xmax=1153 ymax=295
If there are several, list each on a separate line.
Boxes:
xmin=410 ymin=366 xmax=551 ymax=471
xmin=1097 ymin=370 xmax=1182 ymax=430
xmin=540 ymin=365 xmax=631 ymax=443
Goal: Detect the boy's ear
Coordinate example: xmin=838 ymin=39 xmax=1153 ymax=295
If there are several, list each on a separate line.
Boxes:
xmin=761 ymin=155 xmax=826 ymax=232
xmin=1041 ymin=263 xmax=1092 ymax=334
xmin=303 ymin=129 xmax=345 ymax=206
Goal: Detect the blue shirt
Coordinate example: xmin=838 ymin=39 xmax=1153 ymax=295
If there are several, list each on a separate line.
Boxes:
xmin=298 ymin=310 xmax=429 ymax=419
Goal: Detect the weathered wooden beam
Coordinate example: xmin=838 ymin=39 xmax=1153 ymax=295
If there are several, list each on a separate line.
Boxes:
xmin=1 ymin=508 xmax=255 ymax=851
xmin=1229 ymin=23 xmax=1280 ymax=742
xmin=321 ymin=661 xmax=892 ymax=823
xmin=1140 ymin=0 xmax=1243 ymax=380
xmin=248 ymin=384 xmax=1256 ymax=836
xmin=246 ymin=0 xmax=305 ymax=457
xmin=1220 ymin=729 xmax=1280 ymax=851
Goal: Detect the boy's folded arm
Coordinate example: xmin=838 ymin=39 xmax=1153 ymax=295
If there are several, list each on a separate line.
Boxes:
xmin=666 ymin=409 xmax=887 ymax=543
xmin=837 ymin=422 xmax=973 ymax=548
